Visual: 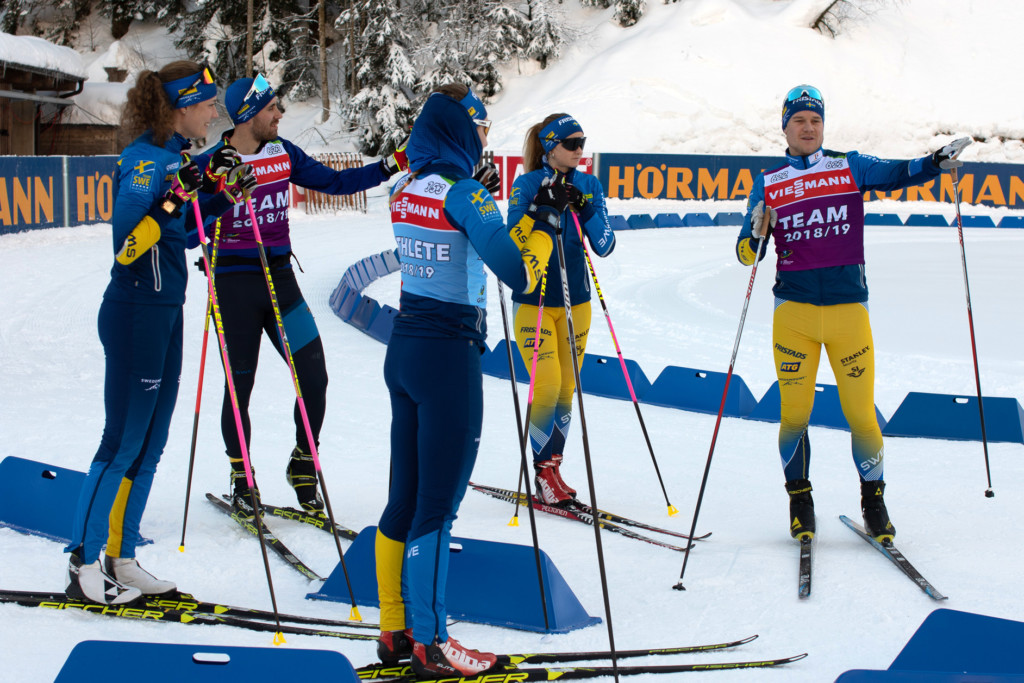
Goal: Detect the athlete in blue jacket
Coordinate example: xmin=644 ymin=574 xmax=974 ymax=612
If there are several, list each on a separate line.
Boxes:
xmin=374 ymin=84 xmax=560 ymax=680
xmin=736 ymin=85 xmax=970 ymax=542
xmin=194 ymin=76 xmax=406 ymax=519
xmin=507 ymin=113 xmax=615 ymax=504
xmin=65 ymin=61 xmax=236 ymax=605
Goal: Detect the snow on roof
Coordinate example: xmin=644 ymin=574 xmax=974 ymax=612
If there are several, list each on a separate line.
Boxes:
xmin=0 ymin=32 xmax=87 ymax=81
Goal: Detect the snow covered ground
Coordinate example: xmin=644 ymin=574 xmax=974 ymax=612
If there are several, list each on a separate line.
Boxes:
xmin=2 ymin=190 xmax=1024 ymax=681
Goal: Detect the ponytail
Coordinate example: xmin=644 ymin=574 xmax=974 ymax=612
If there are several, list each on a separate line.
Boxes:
xmin=121 ymin=60 xmax=203 ymax=146
xmin=523 ymin=113 xmax=569 ymax=173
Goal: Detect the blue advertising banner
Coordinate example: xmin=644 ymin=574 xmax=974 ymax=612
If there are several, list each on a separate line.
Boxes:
xmin=0 ymin=157 xmax=64 ymax=234
xmin=66 ymin=156 xmax=118 ymax=227
xmin=595 ymin=153 xmax=1024 ymax=208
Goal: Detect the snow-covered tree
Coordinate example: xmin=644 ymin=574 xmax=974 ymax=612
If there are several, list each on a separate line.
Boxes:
xmin=524 ymin=0 xmax=563 ymax=69
xmin=338 ymin=0 xmax=417 ymax=154
xmin=614 ymin=0 xmax=645 ymax=27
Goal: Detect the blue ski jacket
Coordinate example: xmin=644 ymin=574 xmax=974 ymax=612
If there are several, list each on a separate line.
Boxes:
xmin=507 ymin=164 xmax=615 ymax=308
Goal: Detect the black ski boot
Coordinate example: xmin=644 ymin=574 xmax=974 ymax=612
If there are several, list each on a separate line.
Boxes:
xmin=286 ymin=446 xmax=324 ymax=513
xmin=229 ymin=460 xmax=261 ymax=523
xmin=785 ymin=479 xmax=815 ymax=540
xmin=377 ymin=628 xmax=414 ymax=665
xmin=861 ymin=480 xmax=895 ymax=541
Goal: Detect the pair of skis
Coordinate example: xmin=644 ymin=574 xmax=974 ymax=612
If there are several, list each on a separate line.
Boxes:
xmin=0 ymin=589 xmax=807 ymax=678
xmin=470 ymin=482 xmax=709 ymax=553
xmin=797 ymin=515 xmax=946 ymax=601
xmin=204 ymin=492 xmax=358 ymax=582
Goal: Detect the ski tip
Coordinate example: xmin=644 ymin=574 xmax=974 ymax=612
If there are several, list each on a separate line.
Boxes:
xmin=667 ymin=505 xmax=679 ymax=517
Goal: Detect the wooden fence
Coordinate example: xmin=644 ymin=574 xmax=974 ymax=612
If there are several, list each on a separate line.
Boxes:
xmin=305 ymin=152 xmax=367 ymax=214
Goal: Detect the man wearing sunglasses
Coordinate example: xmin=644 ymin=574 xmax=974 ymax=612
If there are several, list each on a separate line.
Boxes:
xmin=736 ymin=84 xmax=970 ymax=544
xmin=195 ymin=75 xmax=408 ymax=520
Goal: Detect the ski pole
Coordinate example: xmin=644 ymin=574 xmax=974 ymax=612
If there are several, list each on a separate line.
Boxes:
xmin=187 ymin=174 xmax=286 ymax=645
xmin=242 ymin=195 xmax=362 ymax=619
xmin=674 ymin=222 xmax=769 ymax=591
xmin=549 ymin=175 xmax=619 ymax=680
xmin=950 ymin=165 xmax=994 ymax=498
xmin=179 ymin=219 xmax=221 ymax=552
xmin=495 ymin=278 xmax=550 ymax=631
xmin=570 ymin=211 xmax=677 ymax=516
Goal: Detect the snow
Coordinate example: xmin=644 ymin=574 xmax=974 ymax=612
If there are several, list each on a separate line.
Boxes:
xmin=3 ymin=1 xmax=1024 ymax=681
xmin=0 ymin=31 xmax=87 ymax=80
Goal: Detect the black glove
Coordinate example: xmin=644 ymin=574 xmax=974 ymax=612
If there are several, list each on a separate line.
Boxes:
xmin=472 ymin=161 xmax=501 ymax=195
xmin=223 ymin=163 xmax=258 ymax=203
xmin=529 ymin=172 xmax=569 ymax=233
xmin=203 ymin=145 xmax=242 ymax=193
xmin=160 ymin=159 xmax=203 ymax=217
xmin=566 ymin=183 xmax=596 ymax=222
xmin=932 ymin=137 xmax=971 ymax=170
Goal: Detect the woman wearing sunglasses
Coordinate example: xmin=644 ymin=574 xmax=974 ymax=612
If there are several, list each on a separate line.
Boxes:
xmin=374 ymin=84 xmax=563 ymax=679
xmin=64 ymin=61 xmax=236 ymax=605
xmin=736 ymin=84 xmax=970 ymax=545
xmin=506 ymin=114 xmax=615 ymax=506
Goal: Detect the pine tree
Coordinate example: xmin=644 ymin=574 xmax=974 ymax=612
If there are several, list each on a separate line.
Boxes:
xmin=524 ymin=0 xmax=563 ymax=69
xmin=614 ymin=0 xmax=645 ymax=27
xmin=339 ymin=0 xmax=417 ymax=154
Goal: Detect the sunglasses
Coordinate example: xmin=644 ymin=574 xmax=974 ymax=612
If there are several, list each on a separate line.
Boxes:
xmin=474 ymin=118 xmax=492 ymax=134
xmin=556 ymin=137 xmax=587 ymax=152
xmin=239 ymin=73 xmax=272 ymax=115
xmin=785 ymin=85 xmax=823 ymax=104
xmin=173 ymin=65 xmax=216 ymax=107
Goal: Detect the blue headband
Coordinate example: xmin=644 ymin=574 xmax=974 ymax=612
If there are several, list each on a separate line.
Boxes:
xmin=458 ymin=90 xmax=487 ymax=122
xmin=538 ymin=115 xmax=583 ymax=152
xmin=161 ymin=70 xmax=217 ymax=110
xmin=225 ymin=76 xmax=277 ymax=124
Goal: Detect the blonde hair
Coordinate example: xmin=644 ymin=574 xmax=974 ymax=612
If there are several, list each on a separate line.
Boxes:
xmin=523 ymin=113 xmax=570 ymax=173
xmin=121 ymin=60 xmax=203 ymax=146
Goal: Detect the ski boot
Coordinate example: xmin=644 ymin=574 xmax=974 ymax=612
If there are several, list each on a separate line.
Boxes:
xmin=66 ymin=550 xmax=141 ymax=605
xmin=785 ymin=478 xmax=815 ymax=540
xmin=377 ymin=628 xmax=415 ymax=665
xmin=861 ymin=480 xmax=895 ymax=541
xmin=229 ymin=462 xmax=261 ymax=523
xmin=411 ymin=637 xmax=498 ymax=679
xmin=286 ymin=446 xmax=324 ymax=513
xmin=104 ymin=555 xmax=176 ymax=595
xmin=535 ymin=457 xmax=576 ymax=506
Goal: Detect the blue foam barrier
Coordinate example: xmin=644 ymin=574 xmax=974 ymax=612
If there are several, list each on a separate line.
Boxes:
xmin=997 ymin=216 xmax=1024 ymax=228
xmin=0 ymin=456 xmax=149 ymax=546
xmin=713 ymin=212 xmax=744 ymax=226
xmin=343 ymin=264 xmax=367 ymax=291
xmin=55 ymin=641 xmax=358 ymax=683
xmin=682 ymin=212 xmax=715 ymax=226
xmin=888 ymin=609 xmax=1024 ymax=676
xmin=367 ymin=252 xmax=388 ymax=278
xmin=353 ymin=260 xmax=373 ymax=287
xmin=882 ymin=392 xmax=1024 ymax=443
xmin=579 ymin=353 xmax=651 ymax=401
xmin=349 ymin=295 xmax=381 ymax=331
xmin=642 ymin=366 xmax=757 ymax=417
xmin=332 ymin=282 xmax=360 ymax=321
xmin=608 ymin=215 xmax=631 ymax=231
xmin=481 ymin=339 xmax=530 ymax=383
xmin=864 ymin=213 xmax=903 ymax=226
xmin=366 ymin=304 xmax=398 ymax=343
xmin=653 ymin=213 xmax=684 ymax=228
xmin=836 ymin=671 xmax=1024 ymax=682
xmin=308 ymin=527 xmax=600 ymax=633
xmin=747 ymin=382 xmax=888 ymax=431
xmin=329 ymin=281 xmax=356 ymax=317
xmin=381 ymin=248 xmax=401 ymax=273
xmin=904 ymin=214 xmax=949 ymax=227
xmin=953 ymin=215 xmax=996 ymax=228
xmin=626 ymin=214 xmax=657 ymax=230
